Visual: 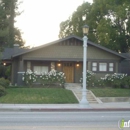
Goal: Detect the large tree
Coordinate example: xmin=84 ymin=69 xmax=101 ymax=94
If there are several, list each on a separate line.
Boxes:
xmin=59 ymin=0 xmax=130 ymax=53
xmin=0 ymin=0 xmax=24 ymax=50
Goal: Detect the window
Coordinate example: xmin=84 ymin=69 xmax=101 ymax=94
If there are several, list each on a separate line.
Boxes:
xmin=92 ymin=62 xmax=97 ymax=71
xmin=99 ymin=63 xmax=107 ymax=71
xmin=109 ymin=63 xmax=114 ymax=72
xmin=33 ymin=66 xmax=48 ymax=75
xmin=91 ymin=62 xmax=114 ymax=72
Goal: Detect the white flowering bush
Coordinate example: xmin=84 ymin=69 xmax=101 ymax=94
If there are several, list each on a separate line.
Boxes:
xmin=79 ymin=70 xmax=95 ymax=87
xmin=22 ymin=69 xmax=37 ymax=87
xmin=79 ymin=71 xmax=129 ymax=88
xmin=22 ymin=69 xmax=66 ymax=87
xmin=99 ymin=73 xmax=128 ymax=88
xmin=39 ymin=69 xmax=66 ymax=87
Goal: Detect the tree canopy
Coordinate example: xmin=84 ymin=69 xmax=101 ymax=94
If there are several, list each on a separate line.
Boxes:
xmin=0 ymin=0 xmax=24 ymax=50
xmin=59 ymin=0 xmax=130 ymax=53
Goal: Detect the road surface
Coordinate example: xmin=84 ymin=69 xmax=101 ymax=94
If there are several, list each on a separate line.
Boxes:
xmin=0 ymin=111 xmax=130 ymax=130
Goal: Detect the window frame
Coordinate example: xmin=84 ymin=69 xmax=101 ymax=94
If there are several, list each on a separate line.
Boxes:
xmin=99 ymin=62 xmax=107 ymax=72
xmin=33 ymin=66 xmax=49 ymax=75
xmin=109 ymin=63 xmax=114 ymax=72
xmin=92 ymin=62 xmax=98 ymax=72
xmin=91 ymin=61 xmax=115 ymax=73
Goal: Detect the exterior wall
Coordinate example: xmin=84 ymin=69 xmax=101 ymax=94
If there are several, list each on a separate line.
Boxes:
xmin=22 ymin=45 xmax=83 ymax=60
xmin=56 ymin=61 xmax=83 ymax=83
xmin=22 ymin=43 xmax=121 ymax=61
xmin=120 ymin=59 xmax=130 ymax=75
xmin=17 ymin=56 xmax=25 ymax=85
xmin=11 ymin=58 xmax=19 ymax=85
xmin=74 ymin=62 xmax=83 ymax=83
xmin=13 ymin=38 xmax=123 ymax=84
xmin=88 ymin=45 xmax=120 ymax=60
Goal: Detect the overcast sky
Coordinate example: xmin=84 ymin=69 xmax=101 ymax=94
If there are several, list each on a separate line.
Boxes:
xmin=15 ymin=0 xmax=93 ymax=47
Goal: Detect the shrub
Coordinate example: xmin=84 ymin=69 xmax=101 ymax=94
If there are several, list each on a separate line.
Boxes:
xmin=121 ymin=76 xmax=130 ymax=88
xmin=79 ymin=70 xmax=95 ymax=87
xmin=79 ymin=72 xmax=130 ymax=88
xmin=22 ymin=69 xmax=37 ymax=87
xmin=99 ymin=73 xmax=128 ymax=88
xmin=0 ymin=78 xmax=10 ymax=88
xmin=22 ymin=69 xmax=66 ymax=87
xmin=0 ymin=85 xmax=6 ymax=97
xmin=40 ymin=69 xmax=66 ymax=87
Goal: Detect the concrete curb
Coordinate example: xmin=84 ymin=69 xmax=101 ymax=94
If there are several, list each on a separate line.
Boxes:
xmin=0 ymin=108 xmax=130 ymax=112
xmin=30 ymin=108 xmax=130 ymax=112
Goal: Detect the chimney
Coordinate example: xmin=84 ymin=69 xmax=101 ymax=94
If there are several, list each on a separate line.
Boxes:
xmin=14 ymin=44 xmax=20 ymax=53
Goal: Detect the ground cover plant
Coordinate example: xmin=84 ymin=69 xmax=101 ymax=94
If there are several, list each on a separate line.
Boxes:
xmin=0 ymin=88 xmax=78 ymax=104
xmin=90 ymin=88 xmax=130 ymax=97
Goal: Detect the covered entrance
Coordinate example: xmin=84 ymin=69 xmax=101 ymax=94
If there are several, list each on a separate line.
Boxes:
xmin=63 ymin=62 xmax=74 ymax=83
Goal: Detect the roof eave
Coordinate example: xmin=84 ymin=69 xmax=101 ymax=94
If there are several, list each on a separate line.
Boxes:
xmin=12 ymin=35 xmax=127 ymax=59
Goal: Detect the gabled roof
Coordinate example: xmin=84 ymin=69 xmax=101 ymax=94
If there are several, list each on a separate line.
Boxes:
xmin=2 ymin=35 xmax=127 ymax=59
xmin=2 ymin=47 xmax=29 ymax=60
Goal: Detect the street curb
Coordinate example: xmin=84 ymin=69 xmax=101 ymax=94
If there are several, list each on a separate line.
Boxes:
xmin=31 ymin=108 xmax=130 ymax=112
xmin=0 ymin=108 xmax=130 ymax=112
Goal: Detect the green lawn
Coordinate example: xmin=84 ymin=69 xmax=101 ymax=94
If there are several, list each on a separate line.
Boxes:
xmin=90 ymin=88 xmax=130 ymax=97
xmin=0 ymin=88 xmax=78 ymax=104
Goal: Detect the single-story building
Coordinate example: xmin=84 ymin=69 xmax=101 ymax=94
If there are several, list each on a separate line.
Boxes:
xmin=2 ymin=35 xmax=129 ymax=85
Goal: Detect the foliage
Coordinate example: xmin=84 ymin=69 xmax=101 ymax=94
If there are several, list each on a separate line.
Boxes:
xmin=22 ymin=69 xmax=66 ymax=87
xmin=5 ymin=65 xmax=11 ymax=79
xmin=22 ymin=69 xmax=37 ymax=87
xmin=59 ymin=2 xmax=92 ymax=39
xmin=0 ymin=85 xmax=6 ymax=97
xmin=0 ymin=78 xmax=10 ymax=88
xmin=59 ymin=0 xmax=130 ymax=53
xmin=0 ymin=65 xmax=11 ymax=80
xmin=40 ymin=69 xmax=66 ymax=87
xmin=99 ymin=73 xmax=128 ymax=88
xmin=79 ymin=71 xmax=130 ymax=88
xmin=90 ymin=88 xmax=130 ymax=97
xmin=79 ymin=70 xmax=95 ymax=87
xmin=0 ymin=65 xmax=6 ymax=78
xmin=0 ymin=0 xmax=24 ymax=50
xmin=0 ymin=88 xmax=78 ymax=104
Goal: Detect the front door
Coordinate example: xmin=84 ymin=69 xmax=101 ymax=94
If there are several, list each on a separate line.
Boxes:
xmin=63 ymin=63 xmax=74 ymax=83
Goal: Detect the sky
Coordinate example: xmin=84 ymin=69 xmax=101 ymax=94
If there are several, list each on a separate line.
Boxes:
xmin=15 ymin=0 xmax=93 ymax=47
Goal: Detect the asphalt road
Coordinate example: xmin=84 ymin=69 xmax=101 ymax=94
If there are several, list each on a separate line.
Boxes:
xmin=0 ymin=111 xmax=130 ymax=130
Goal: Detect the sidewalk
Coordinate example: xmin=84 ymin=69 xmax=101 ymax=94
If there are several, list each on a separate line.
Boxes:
xmin=0 ymin=102 xmax=130 ymax=111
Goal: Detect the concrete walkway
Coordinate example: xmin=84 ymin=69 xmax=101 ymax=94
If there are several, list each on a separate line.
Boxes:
xmin=0 ymin=102 xmax=130 ymax=111
xmin=65 ymin=83 xmax=101 ymax=104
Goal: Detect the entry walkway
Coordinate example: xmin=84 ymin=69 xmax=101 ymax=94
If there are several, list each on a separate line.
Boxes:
xmin=64 ymin=83 xmax=100 ymax=104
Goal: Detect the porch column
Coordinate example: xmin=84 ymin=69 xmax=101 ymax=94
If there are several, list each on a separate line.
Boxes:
xmin=17 ymin=59 xmax=25 ymax=86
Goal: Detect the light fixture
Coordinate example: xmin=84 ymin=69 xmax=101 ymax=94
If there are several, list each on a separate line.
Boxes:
xmin=83 ymin=25 xmax=89 ymax=35
xmin=3 ymin=63 xmax=6 ymax=66
xmin=58 ymin=63 xmax=61 ymax=67
xmin=76 ymin=63 xmax=79 ymax=67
